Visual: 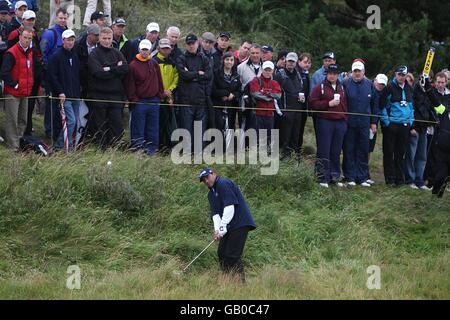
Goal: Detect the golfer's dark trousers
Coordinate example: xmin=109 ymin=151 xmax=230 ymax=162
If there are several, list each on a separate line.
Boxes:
xmin=218 ymin=227 xmax=249 ymax=282
xmin=382 ymin=123 xmax=410 ymax=185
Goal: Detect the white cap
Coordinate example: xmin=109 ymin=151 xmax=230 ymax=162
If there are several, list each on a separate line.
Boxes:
xmin=139 ymin=39 xmax=152 ymax=51
xmin=62 ymin=29 xmax=76 ymax=39
xmin=375 ymin=74 xmax=388 ymax=86
xmin=262 ymin=61 xmax=275 ymax=70
xmin=146 ymin=22 xmax=160 ymax=33
xmin=15 ymin=1 xmax=28 ymax=10
xmin=286 ymin=52 xmax=298 ymax=62
xmin=22 ymin=10 xmax=36 ymax=20
xmin=352 ymin=61 xmax=365 ymax=71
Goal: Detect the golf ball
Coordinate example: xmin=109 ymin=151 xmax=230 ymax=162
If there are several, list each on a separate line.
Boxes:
xmin=107 ymin=161 xmax=112 ymax=166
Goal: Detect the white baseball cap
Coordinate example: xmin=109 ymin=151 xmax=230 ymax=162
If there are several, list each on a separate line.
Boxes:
xmin=139 ymin=39 xmax=152 ymax=51
xmin=262 ymin=61 xmax=275 ymax=70
xmin=352 ymin=61 xmax=365 ymax=71
xmin=146 ymin=22 xmax=160 ymax=33
xmin=375 ymin=74 xmax=388 ymax=86
xmin=15 ymin=1 xmax=28 ymax=10
xmin=62 ymin=29 xmax=76 ymax=39
xmin=22 ymin=10 xmax=36 ymax=20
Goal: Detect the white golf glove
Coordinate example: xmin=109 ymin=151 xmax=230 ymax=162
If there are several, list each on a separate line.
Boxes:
xmin=218 ymin=225 xmax=227 ymax=237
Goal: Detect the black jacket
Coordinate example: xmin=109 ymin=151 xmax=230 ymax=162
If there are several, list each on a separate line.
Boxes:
xmin=112 ymin=35 xmax=134 ymax=64
xmin=47 ymin=47 xmax=80 ymax=98
xmin=88 ymin=45 xmax=129 ymax=100
xmin=412 ymin=82 xmax=433 ymax=132
xmin=176 ymin=51 xmax=212 ymax=105
xmin=274 ymin=67 xmax=305 ymax=110
xmin=212 ymin=43 xmax=232 ymax=72
xmin=74 ymin=34 xmax=93 ymax=97
xmin=212 ymin=67 xmax=242 ymax=108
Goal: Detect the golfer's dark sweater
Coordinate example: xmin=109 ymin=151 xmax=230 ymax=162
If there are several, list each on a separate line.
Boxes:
xmin=47 ymin=47 xmax=80 ymax=98
xmin=87 ymin=45 xmax=129 ymax=100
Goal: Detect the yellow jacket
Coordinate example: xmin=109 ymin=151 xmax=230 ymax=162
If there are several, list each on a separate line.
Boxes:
xmin=154 ymin=52 xmax=179 ymax=93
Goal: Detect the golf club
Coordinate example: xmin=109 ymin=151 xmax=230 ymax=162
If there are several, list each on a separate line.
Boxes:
xmin=181 ymin=239 xmax=215 ymax=273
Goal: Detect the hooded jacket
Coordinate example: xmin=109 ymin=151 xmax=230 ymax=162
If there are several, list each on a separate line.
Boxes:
xmin=379 ymin=78 xmax=414 ymax=127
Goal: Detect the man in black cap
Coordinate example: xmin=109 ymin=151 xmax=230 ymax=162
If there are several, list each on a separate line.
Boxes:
xmin=176 ymin=34 xmax=212 ymax=153
xmin=111 ymin=17 xmax=133 ymax=63
xmin=261 ymin=45 xmax=273 ymax=63
xmin=83 ymin=0 xmax=112 ymax=26
xmin=0 ymin=1 xmax=10 ymax=67
xmin=90 ymin=10 xmax=109 ymax=28
xmin=310 ymin=51 xmax=338 ymax=91
xmin=212 ymin=31 xmax=232 ymax=72
xmin=199 ymin=168 xmax=256 ymax=283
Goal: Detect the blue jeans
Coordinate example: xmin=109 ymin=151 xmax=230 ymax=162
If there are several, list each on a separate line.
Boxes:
xmin=343 ymin=126 xmax=370 ymax=183
xmin=130 ymin=98 xmax=160 ymax=155
xmin=316 ymin=118 xmax=347 ymax=183
xmin=55 ymin=100 xmax=80 ymax=151
xmin=405 ymin=131 xmax=427 ymax=187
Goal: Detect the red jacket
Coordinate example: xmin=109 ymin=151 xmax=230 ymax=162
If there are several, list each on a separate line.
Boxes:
xmin=124 ymin=55 xmax=164 ymax=102
xmin=309 ymin=79 xmax=348 ymax=121
xmin=249 ymin=76 xmax=282 ymax=117
xmin=3 ymin=43 xmax=33 ymax=97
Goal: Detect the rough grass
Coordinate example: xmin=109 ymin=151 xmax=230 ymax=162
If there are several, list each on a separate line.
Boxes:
xmin=0 ymin=109 xmax=449 ymax=299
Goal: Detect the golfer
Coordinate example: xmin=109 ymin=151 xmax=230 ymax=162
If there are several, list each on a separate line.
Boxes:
xmin=199 ymin=168 xmax=256 ymax=283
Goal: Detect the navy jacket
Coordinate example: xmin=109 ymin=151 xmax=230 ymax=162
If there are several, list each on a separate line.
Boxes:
xmin=343 ymin=77 xmax=378 ymax=127
xmin=208 ymin=177 xmax=256 ymax=232
xmin=47 ymin=47 xmax=80 ymax=98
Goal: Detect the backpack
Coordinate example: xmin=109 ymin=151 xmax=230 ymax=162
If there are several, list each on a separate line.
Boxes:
xmin=20 ymin=135 xmax=50 ymax=156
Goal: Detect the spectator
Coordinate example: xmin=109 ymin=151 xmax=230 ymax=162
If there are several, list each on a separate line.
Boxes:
xmin=1 ymin=27 xmax=33 ymax=150
xmin=274 ymin=52 xmax=305 ymax=158
xmin=83 ymin=0 xmax=112 ymax=26
xmin=426 ymin=72 xmax=450 ymax=197
xmin=311 ymin=51 xmax=345 ymax=93
xmin=379 ymin=65 xmax=414 ymax=186
xmin=0 ymin=1 xmax=9 ymax=68
xmin=9 ymin=0 xmax=27 ymax=33
xmin=212 ymin=51 xmax=241 ymax=150
xmin=405 ymin=72 xmax=435 ymax=190
xmin=132 ymin=22 xmax=159 ymax=57
xmin=47 ymin=29 xmax=80 ymax=151
xmin=166 ymin=26 xmax=182 ymax=63
xmin=8 ymin=10 xmax=43 ymax=136
xmin=249 ymin=60 xmax=282 ymax=146
xmin=261 ymin=45 xmax=273 ymax=62
xmin=40 ymin=7 xmax=68 ymax=140
xmin=74 ymin=23 xmax=99 ymax=141
xmin=48 ymin=0 xmax=74 ymax=29
xmin=309 ymin=64 xmax=348 ymax=188
xmin=199 ymin=32 xmax=217 ymax=129
xmin=424 ymin=72 xmax=450 ymax=193
xmin=237 ymin=44 xmax=262 ymax=139
xmin=111 ymin=17 xmax=133 ymax=63
xmin=87 ymin=27 xmax=128 ymax=148
xmin=368 ymin=73 xmax=388 ymax=183
xmin=275 ymin=49 xmax=288 ymax=72
xmin=212 ymin=31 xmax=232 ymax=72
xmin=125 ymin=39 xmax=164 ymax=155
xmin=342 ymin=60 xmax=378 ymax=187
xmin=175 ymin=33 xmax=212 ymax=153
xmin=153 ymin=38 xmax=179 ymax=152
xmin=233 ymin=39 xmax=252 ymax=66
xmin=89 ymin=10 xmax=109 ymax=28
xmin=297 ymin=52 xmax=312 ymax=151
